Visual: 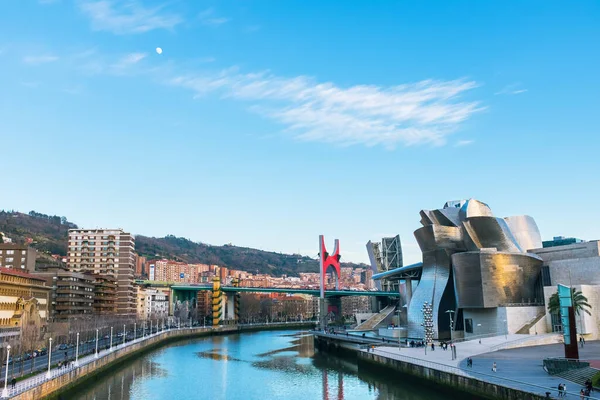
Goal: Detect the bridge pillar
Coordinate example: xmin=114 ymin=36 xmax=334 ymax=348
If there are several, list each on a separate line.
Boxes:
xmin=212 ymin=276 xmax=222 ymax=326
xmin=233 ymin=278 xmax=240 ymax=323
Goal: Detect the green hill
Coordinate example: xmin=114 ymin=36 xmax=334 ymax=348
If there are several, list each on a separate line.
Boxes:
xmin=0 ymin=210 xmax=366 ymax=276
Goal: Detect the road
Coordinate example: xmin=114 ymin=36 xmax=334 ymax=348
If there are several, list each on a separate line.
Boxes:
xmin=0 ymin=327 xmax=170 ymax=381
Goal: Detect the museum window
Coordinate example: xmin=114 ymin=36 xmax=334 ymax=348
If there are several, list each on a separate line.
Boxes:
xmin=541 ymin=266 xmax=552 ymax=286
xmin=465 ymin=318 xmax=473 ymax=333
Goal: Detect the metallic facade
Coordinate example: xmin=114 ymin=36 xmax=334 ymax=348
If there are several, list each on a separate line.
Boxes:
xmin=406 ymin=198 xmax=543 ymax=339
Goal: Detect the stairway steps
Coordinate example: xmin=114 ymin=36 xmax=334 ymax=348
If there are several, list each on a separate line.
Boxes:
xmin=353 ymin=305 xmax=396 ymax=331
xmin=555 ymin=366 xmax=599 ymax=386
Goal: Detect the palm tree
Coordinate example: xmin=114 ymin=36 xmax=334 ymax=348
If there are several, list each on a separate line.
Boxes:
xmin=547 ymin=287 xmax=592 ymax=316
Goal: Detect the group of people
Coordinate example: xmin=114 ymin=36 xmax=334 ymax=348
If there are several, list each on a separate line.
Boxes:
xmin=557 ymin=378 xmax=594 ymax=399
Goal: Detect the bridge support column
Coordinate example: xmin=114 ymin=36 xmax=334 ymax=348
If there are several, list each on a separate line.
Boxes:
xmin=212 ymin=277 xmax=222 ymax=326
xmin=233 ymin=278 xmax=240 ymax=323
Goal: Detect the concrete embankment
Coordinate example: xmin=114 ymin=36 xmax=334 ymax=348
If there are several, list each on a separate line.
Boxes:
xmin=14 ymin=322 xmax=315 ymax=400
xmin=314 ymin=334 xmax=548 ymax=400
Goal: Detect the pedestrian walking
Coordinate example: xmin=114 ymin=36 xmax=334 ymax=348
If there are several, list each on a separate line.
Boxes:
xmin=491 ymin=362 xmax=497 ymax=373
xmin=563 ymin=383 xmax=567 ymax=395
xmin=580 ymin=336 xmax=584 ymax=348
xmin=558 ymin=383 xmax=563 ymax=397
xmin=11 ymin=377 xmax=16 ymax=390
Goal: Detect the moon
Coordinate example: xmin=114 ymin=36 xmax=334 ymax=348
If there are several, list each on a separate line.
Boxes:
xmin=156 ymin=47 xmax=163 ymax=55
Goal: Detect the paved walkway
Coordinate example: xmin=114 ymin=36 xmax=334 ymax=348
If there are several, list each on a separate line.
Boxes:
xmin=368 ymin=335 xmax=600 ymax=400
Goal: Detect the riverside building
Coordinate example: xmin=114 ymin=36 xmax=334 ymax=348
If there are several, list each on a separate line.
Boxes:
xmin=67 ymin=229 xmax=136 ymax=315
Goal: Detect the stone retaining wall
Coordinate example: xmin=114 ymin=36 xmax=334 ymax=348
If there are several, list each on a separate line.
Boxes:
xmin=358 ymin=351 xmax=548 ymax=400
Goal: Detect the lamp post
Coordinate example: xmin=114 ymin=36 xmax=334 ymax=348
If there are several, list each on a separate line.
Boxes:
xmin=150 ymin=320 xmax=153 ymax=336
xmin=2 ymin=345 xmax=11 ymax=397
xmin=446 ymin=310 xmax=455 ymax=343
xmin=503 ymin=319 xmax=507 ymax=340
xmin=95 ymin=329 xmax=99 ymax=358
xmin=46 ymin=338 xmax=53 ymax=379
xmin=110 ymin=327 xmax=113 ymax=351
xmin=134 ymin=323 xmax=137 ymax=340
xmin=75 ymin=332 xmax=80 ymax=367
xmin=477 ymin=323 xmax=482 ymax=344
xmin=123 ymin=325 xmax=126 ymax=346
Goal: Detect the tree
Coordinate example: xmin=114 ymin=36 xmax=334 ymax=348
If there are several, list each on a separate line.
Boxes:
xmin=547 ymin=287 xmax=592 ymax=316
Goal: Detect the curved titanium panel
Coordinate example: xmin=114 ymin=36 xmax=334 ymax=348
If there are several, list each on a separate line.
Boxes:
xmin=414 ymin=225 xmax=464 ymax=253
xmin=458 ymin=199 xmax=494 ymax=220
xmin=437 ymin=207 xmax=461 ymax=227
xmin=407 ymin=250 xmax=452 ymax=339
xmin=452 ymin=251 xmax=543 ymax=308
xmin=462 ymin=216 xmax=522 ymax=253
xmin=504 ymin=215 xmax=542 ymax=251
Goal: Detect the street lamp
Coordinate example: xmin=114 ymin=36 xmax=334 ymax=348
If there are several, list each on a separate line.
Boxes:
xmin=95 ymin=329 xmax=99 ymax=358
xmin=46 ymin=338 xmax=53 ymax=379
xmin=110 ymin=327 xmax=113 ymax=351
xmin=150 ymin=320 xmax=153 ymax=336
xmin=134 ymin=323 xmax=137 ymax=340
xmin=503 ymin=319 xmax=507 ymax=340
xmin=75 ymin=332 xmax=80 ymax=367
xmin=2 ymin=344 xmax=11 ymax=397
xmin=445 ymin=310 xmax=455 ymax=343
xmin=123 ymin=325 xmax=126 ymax=346
xmin=477 ymin=323 xmax=482 ymax=343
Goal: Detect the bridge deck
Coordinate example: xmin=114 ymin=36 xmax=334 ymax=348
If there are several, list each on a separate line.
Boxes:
xmin=169 ymin=285 xmax=400 ymax=297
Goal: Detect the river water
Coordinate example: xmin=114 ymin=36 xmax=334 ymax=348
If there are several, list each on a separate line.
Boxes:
xmin=63 ymin=330 xmax=450 ymax=400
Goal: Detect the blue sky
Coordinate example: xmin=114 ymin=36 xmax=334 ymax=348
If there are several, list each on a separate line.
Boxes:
xmin=1 ymin=1 xmax=600 ymax=264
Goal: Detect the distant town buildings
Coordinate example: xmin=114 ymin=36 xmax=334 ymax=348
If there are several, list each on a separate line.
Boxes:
xmin=67 ymin=229 xmax=136 ymax=315
xmin=0 ymin=243 xmax=37 ymax=271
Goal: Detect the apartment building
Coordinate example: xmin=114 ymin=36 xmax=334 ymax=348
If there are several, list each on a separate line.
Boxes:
xmin=0 ymin=244 xmax=37 ymax=271
xmin=152 ymin=260 xmax=208 ymax=283
xmin=67 ymin=229 xmax=136 ymax=315
xmin=92 ymin=274 xmax=117 ymax=315
xmin=136 ymin=286 xmax=168 ymax=320
xmin=34 ymin=269 xmax=94 ymax=320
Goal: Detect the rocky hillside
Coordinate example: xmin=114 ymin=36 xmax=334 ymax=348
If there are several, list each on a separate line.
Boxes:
xmin=0 ymin=210 xmax=366 ymax=276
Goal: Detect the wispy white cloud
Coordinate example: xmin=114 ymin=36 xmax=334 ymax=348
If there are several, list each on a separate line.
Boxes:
xmin=454 ymin=139 xmax=474 ymax=147
xmin=79 ymin=0 xmax=182 ymax=34
xmin=110 ymin=52 xmax=147 ymax=73
xmin=495 ymin=83 xmax=528 ymax=95
xmin=169 ymin=69 xmax=483 ymax=148
xmin=198 ymin=8 xmax=230 ymax=26
xmin=23 ymin=55 xmax=59 ymax=65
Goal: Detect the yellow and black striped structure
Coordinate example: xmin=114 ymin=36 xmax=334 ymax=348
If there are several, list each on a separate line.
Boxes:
xmin=212 ymin=276 xmax=222 ymax=326
xmin=232 ymin=278 xmax=240 ymax=322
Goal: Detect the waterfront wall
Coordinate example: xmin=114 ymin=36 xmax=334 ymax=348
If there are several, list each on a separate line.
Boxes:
xmin=358 ymin=351 xmax=547 ymax=400
xmin=313 ymin=335 xmax=548 ymax=400
xmin=14 ymin=322 xmax=315 ymax=400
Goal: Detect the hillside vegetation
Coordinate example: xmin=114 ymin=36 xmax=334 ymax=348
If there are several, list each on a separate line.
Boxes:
xmin=0 ymin=211 xmax=365 ymax=276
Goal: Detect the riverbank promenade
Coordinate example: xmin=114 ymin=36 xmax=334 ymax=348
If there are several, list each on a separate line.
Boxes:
xmin=368 ymin=334 xmax=599 ymax=400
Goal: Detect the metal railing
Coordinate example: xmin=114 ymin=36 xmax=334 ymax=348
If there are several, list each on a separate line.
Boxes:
xmin=370 ymin=347 xmax=600 ymax=400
